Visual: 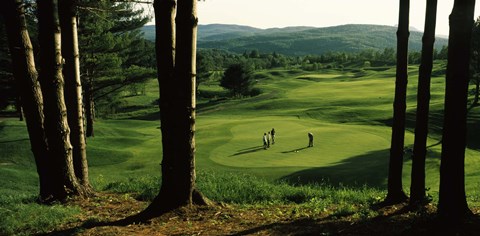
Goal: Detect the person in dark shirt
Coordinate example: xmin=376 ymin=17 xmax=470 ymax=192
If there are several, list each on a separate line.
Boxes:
xmin=271 ymin=128 xmax=276 ymax=144
xmin=308 ymin=132 xmax=314 ymax=147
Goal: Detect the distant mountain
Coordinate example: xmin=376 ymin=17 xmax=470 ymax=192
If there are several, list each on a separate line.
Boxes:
xmin=196 ymin=24 xmax=263 ymax=41
xmin=141 ymin=24 xmax=448 ymax=56
xmin=141 ymin=24 xmax=263 ymax=42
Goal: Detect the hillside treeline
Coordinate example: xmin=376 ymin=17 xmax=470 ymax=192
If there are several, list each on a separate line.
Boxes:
xmin=197 ymin=46 xmax=449 ymax=73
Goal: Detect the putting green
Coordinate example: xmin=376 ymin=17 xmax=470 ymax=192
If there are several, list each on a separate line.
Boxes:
xmin=209 ymin=116 xmax=400 ymax=168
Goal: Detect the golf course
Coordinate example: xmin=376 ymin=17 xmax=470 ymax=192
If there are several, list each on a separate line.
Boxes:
xmin=2 ymin=62 xmax=480 ymax=234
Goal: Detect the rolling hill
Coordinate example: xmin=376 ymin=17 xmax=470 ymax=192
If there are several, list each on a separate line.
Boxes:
xmin=141 ymin=24 xmax=449 ymax=55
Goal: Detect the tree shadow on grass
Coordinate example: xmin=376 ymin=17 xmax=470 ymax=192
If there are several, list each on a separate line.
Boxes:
xmin=0 ymin=138 xmax=29 ymax=144
xmin=467 ymin=111 xmax=480 ymax=150
xmin=44 ymin=203 xmax=480 ymax=236
xmin=231 ymin=145 xmax=265 ymax=156
xmin=230 ymin=206 xmax=480 ymax=236
xmin=279 ymin=149 xmax=391 ymax=188
xmin=128 ymin=111 xmax=160 ymax=121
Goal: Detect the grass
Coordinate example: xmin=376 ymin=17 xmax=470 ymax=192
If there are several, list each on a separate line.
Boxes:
xmin=2 ymin=61 xmax=480 ymax=234
xmin=97 ymin=170 xmax=383 ymax=207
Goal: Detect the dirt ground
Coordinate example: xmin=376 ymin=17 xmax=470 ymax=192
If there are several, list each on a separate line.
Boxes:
xmin=45 ymin=193 xmax=480 ymax=236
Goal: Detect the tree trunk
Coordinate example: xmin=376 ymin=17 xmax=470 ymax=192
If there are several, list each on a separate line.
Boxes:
xmin=169 ymin=0 xmax=200 ymax=207
xmin=438 ymin=0 xmax=475 ymax=222
xmin=410 ymin=0 xmax=437 ymax=206
xmin=37 ymin=0 xmax=85 ymax=201
xmin=3 ymin=0 xmax=51 ymax=201
xmin=15 ymin=96 xmax=24 ymax=121
xmin=386 ymin=0 xmax=409 ymax=204
xmin=154 ymin=0 xmax=188 ymax=211
xmin=59 ymin=0 xmax=92 ymax=193
xmin=120 ymin=0 xmax=209 ymax=223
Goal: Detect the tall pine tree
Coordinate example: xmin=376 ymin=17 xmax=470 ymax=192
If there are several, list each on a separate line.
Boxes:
xmin=410 ymin=0 xmax=437 ymax=206
xmin=77 ymin=0 xmax=151 ymax=136
xmin=438 ymin=0 xmax=475 ymax=223
xmin=37 ymin=0 xmax=86 ymax=201
xmin=117 ymin=0 xmax=210 ymax=223
xmin=59 ymin=0 xmax=92 ymax=193
xmin=3 ymin=0 xmax=51 ymax=200
xmin=386 ymin=0 xmax=409 ymax=204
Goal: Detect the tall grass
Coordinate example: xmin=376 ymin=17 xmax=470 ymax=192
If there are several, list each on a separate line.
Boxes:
xmin=98 ymin=170 xmax=384 ymax=222
xmin=0 ymin=169 xmax=384 ymax=235
xmin=101 ymin=170 xmax=384 ymax=214
xmin=198 ymin=171 xmax=384 ymax=206
xmin=0 ymin=194 xmax=80 ymax=235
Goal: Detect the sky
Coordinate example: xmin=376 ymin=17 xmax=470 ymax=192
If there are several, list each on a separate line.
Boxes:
xmin=187 ymin=0 xmax=480 ymax=36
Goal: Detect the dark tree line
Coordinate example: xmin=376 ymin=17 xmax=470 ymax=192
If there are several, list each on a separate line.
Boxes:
xmin=2 ymin=0 xmax=90 ymax=202
xmin=1 ymin=0 xmax=153 ymax=202
xmin=385 ymin=0 xmax=477 ymax=227
xmin=195 ymin=46 xmax=449 ymax=75
xmin=0 ymin=0 xmax=156 ymax=134
xmin=470 ymin=17 xmax=480 ymax=106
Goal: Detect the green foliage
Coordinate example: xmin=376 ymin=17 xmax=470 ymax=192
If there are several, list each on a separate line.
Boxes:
xmin=469 ymin=16 xmax=480 ymax=105
xmin=220 ymin=63 xmax=256 ymax=97
xmin=78 ymin=1 xmax=155 ymax=117
xmin=0 ymin=17 xmax=16 ymax=111
xmin=436 ymin=45 xmax=448 ymax=60
xmin=143 ymin=24 xmax=452 ymax=74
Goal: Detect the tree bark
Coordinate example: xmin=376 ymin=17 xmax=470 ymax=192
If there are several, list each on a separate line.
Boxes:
xmin=119 ymin=0 xmax=209 ymax=223
xmin=3 ymin=0 xmax=51 ymax=200
xmin=438 ymin=0 xmax=475 ymax=222
xmin=410 ymin=0 xmax=437 ymax=206
xmin=59 ymin=0 xmax=92 ymax=193
xmin=153 ymin=0 xmax=187 ymax=212
xmin=15 ymin=96 xmax=24 ymax=121
xmin=169 ymin=0 xmax=203 ymax=207
xmin=155 ymin=0 xmax=177 ymax=209
xmin=386 ymin=0 xmax=409 ymax=204
xmin=37 ymin=0 xmax=85 ymax=201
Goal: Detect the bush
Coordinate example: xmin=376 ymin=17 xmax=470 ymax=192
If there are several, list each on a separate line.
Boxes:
xmin=248 ymin=88 xmax=262 ymax=97
xmin=220 ymin=63 xmax=255 ymax=97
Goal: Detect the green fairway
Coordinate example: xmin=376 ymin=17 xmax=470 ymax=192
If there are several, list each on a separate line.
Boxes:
xmin=5 ymin=63 xmax=480 ymax=234
xmin=2 ymin=62 xmax=480 ymax=211
xmin=207 ymin=117 xmax=392 ymax=168
xmin=193 ymin=63 xmax=478 ymax=197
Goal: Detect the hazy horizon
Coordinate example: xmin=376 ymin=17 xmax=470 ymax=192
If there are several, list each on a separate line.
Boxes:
xmin=144 ymin=23 xmax=447 ymax=38
xmin=146 ymin=0 xmax=480 ymax=36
